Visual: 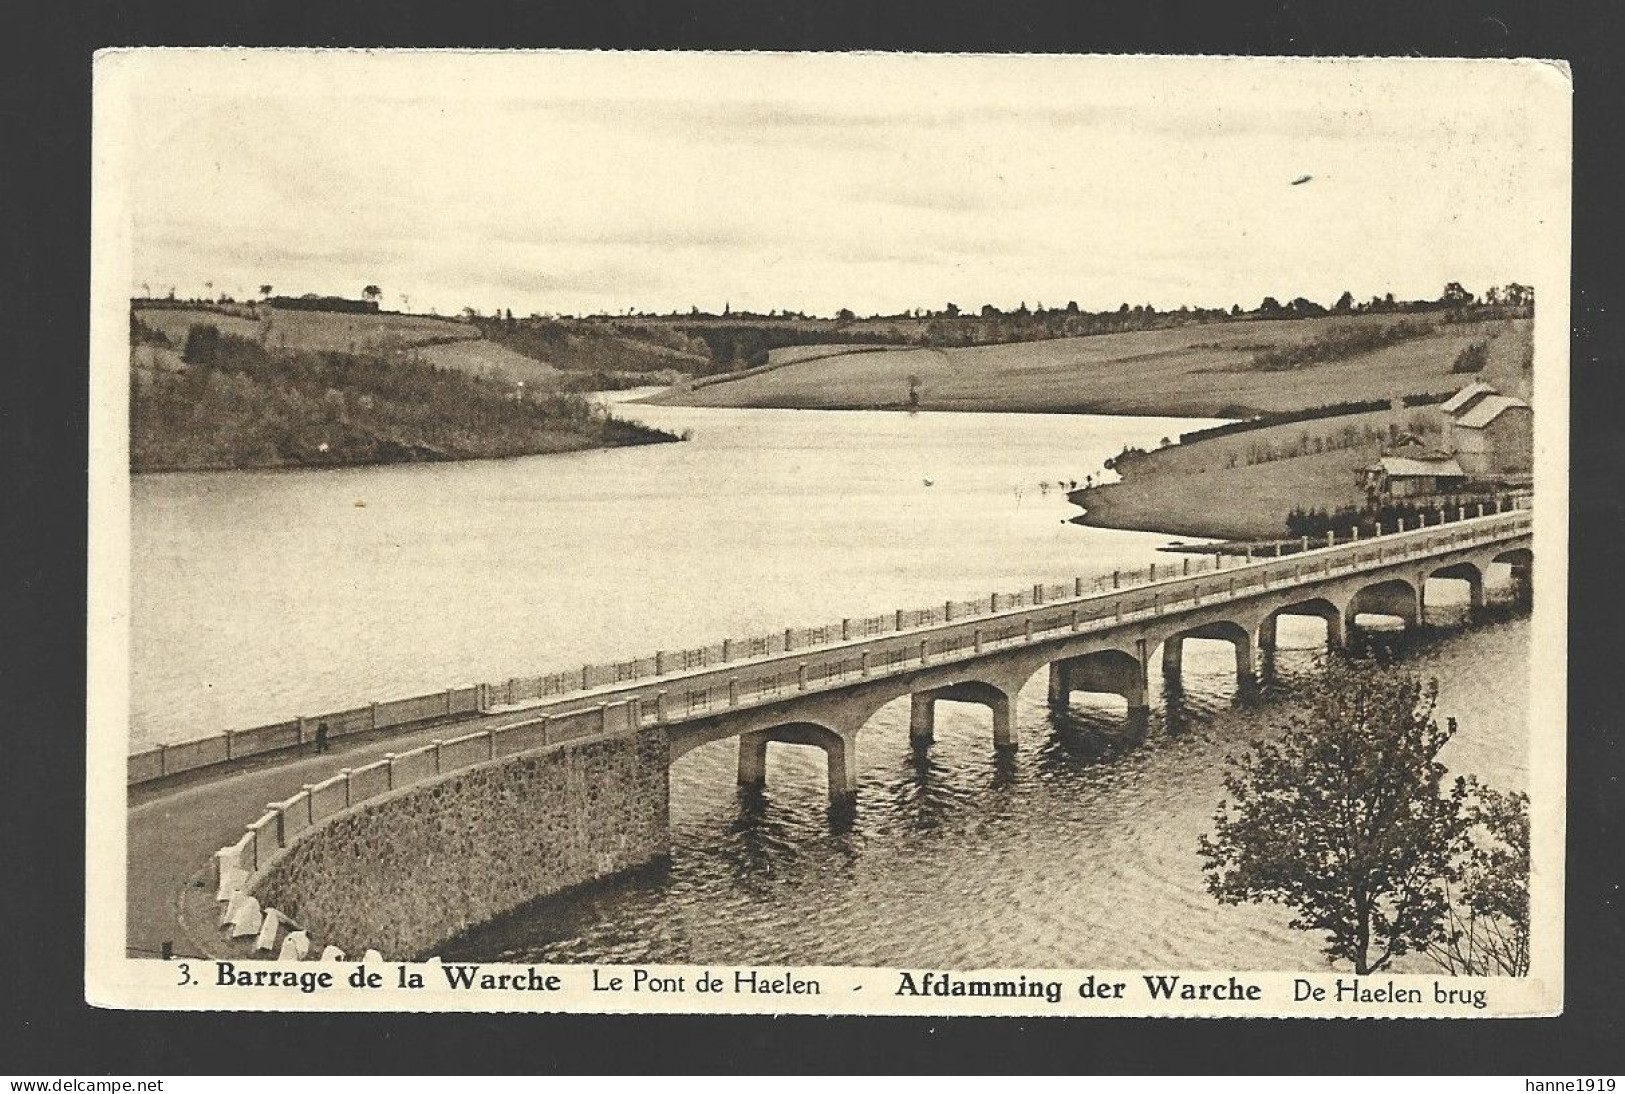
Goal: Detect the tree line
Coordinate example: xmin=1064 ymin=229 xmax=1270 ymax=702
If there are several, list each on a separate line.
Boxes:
xmin=1244 ymin=319 xmax=1435 ymax=372
xmin=1283 ymin=497 xmax=1514 ymax=541
xmin=461 ymin=281 xmax=1534 ymax=375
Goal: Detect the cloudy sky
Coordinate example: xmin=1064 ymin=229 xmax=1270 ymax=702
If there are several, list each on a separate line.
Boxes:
xmin=105 ymin=51 xmax=1567 ymax=317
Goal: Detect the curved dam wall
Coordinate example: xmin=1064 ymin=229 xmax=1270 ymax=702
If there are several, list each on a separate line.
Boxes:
xmin=252 ymin=726 xmax=670 ymax=959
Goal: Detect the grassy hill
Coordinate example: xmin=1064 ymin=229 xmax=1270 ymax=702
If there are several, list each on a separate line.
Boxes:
xmin=646 ymin=312 xmax=1533 ymax=418
xmin=128 ymin=311 xmax=680 ymax=472
xmin=413 ymin=339 xmax=562 ymax=388
xmin=131 ymin=305 xmax=707 ymax=394
xmin=1070 ymin=406 xmax=1450 ymax=541
xmin=134 ymin=306 xmax=478 ymax=354
xmin=477 ymin=318 xmax=711 ymax=378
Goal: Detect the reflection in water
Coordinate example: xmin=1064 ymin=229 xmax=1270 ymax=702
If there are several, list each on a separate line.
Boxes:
xmin=454 ymin=576 xmax=1528 ymax=971
xmin=1040 ymin=707 xmax=1151 ymax=768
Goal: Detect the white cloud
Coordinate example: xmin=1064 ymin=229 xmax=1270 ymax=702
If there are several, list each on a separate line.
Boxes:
xmin=113 ymin=51 xmax=1562 ymax=316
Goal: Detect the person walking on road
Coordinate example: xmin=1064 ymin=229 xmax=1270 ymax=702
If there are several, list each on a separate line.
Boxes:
xmin=314 ymin=721 xmax=330 ymax=754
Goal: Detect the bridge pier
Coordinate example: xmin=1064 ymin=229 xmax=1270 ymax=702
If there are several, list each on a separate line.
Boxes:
xmin=911 ymin=682 xmax=1018 ymax=750
xmin=1509 ymin=561 xmax=1533 ymax=607
xmin=1346 ymin=579 xmax=1422 ymax=637
xmin=1325 ymin=613 xmax=1346 ymax=650
xmin=1047 ymin=662 xmax=1069 ymax=704
xmin=992 ymin=701 xmax=1015 ymax=749
xmin=1161 ymin=635 xmax=1183 ymax=681
xmin=736 ymin=732 xmax=769 ymax=787
xmin=909 ymin=693 xmax=935 ymax=746
xmin=737 ymin=722 xmax=860 ymax=805
xmin=1233 ymin=632 xmax=1254 ymax=691
xmin=1048 ymin=649 xmax=1148 ymax=717
xmin=1158 ymin=623 xmax=1252 ymax=690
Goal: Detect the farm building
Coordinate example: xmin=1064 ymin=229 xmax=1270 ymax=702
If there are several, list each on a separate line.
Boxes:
xmin=1447 ymin=391 xmax=1533 ymax=476
xmin=1438 ymin=381 xmax=1498 ymax=417
xmin=1436 ymin=382 xmax=1534 ymax=478
xmin=1361 ymin=449 xmax=1468 ymax=498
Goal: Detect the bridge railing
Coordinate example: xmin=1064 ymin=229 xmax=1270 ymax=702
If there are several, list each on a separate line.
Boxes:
xmin=492 ymin=502 xmax=1529 ymax=719
xmin=136 ymin=499 xmax=1531 ymax=787
xmin=216 ymin=506 xmax=1531 ymax=885
xmin=128 ymin=684 xmax=486 ymax=786
xmin=607 ymin=506 xmax=1530 ymax=732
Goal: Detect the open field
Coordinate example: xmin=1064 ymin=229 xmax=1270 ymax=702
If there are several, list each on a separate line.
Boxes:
xmin=1070 ymin=406 xmax=1449 ymax=540
xmin=133 ymin=306 xmax=714 ymax=402
xmin=414 ymin=339 xmax=561 ymax=388
xmin=134 ymin=307 xmax=264 ymax=344
xmin=134 ymin=306 xmax=479 ymax=353
xmin=135 ymin=306 xmax=574 ymax=390
xmin=261 ymin=309 xmax=477 ymax=352
xmin=647 ymin=313 xmax=1532 ymax=417
xmin=481 ymin=320 xmax=711 ymax=377
xmin=686 ymin=342 xmax=896 ymax=390
xmin=765 ymin=342 xmax=897 ymax=367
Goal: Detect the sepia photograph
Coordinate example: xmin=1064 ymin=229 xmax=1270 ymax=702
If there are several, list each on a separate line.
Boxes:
xmin=86 ymin=49 xmax=1570 ymax=1017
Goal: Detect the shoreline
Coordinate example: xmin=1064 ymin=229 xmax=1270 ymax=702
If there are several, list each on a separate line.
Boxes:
xmin=641 ymin=394 xmax=1240 ymax=419
xmin=1065 ymin=495 xmax=1240 ymax=544
xmin=130 ymin=429 xmax=680 ymax=476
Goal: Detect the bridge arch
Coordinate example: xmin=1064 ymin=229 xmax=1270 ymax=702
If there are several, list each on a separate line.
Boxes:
xmin=1345 ymin=577 xmax=1421 ymax=633
xmin=1259 ymin=596 xmax=1345 ymax=654
xmin=1047 ymin=647 xmax=1147 ymax=718
xmin=736 ymin=720 xmax=860 ymax=805
xmin=1159 ymin=620 xmax=1254 ymax=690
xmin=1427 ymin=560 xmax=1487 ymax=615
xmin=909 ymin=679 xmax=1018 ymax=750
xmin=1491 ymin=546 xmax=1533 ymax=605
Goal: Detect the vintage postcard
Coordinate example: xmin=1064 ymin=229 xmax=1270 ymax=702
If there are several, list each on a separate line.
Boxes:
xmin=87 ymin=49 xmax=1570 ymax=1016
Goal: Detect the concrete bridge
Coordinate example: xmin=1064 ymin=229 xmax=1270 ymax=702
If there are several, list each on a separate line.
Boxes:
xmin=204 ymin=505 xmax=1530 ymax=959
xmin=651 ymin=507 xmax=1531 ymax=805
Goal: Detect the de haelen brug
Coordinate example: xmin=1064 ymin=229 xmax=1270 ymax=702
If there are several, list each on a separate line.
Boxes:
xmin=202 ymin=505 xmax=1530 ymax=960
xmin=669 ymin=507 xmax=1530 ymax=802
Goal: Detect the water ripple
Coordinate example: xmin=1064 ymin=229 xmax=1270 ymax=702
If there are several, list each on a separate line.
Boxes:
xmin=457 ymin=599 xmax=1529 ymax=971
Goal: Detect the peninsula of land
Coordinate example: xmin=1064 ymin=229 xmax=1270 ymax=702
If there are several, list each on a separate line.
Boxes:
xmin=1066 ymin=326 xmax=1532 ymax=542
xmin=129 ymin=301 xmax=684 ymax=473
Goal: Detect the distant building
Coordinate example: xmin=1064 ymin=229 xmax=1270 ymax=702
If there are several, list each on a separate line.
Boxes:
xmin=1438 ymin=381 xmax=1498 ymax=418
xmin=1361 ymin=449 xmax=1468 ymax=498
xmin=1435 ymin=382 xmax=1533 ymax=478
xmin=1449 ymin=393 xmax=1533 ymax=476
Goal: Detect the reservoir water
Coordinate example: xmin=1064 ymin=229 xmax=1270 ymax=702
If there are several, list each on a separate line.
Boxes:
xmin=131 ymin=398 xmax=1530 ymax=970
xmin=131 ymin=399 xmax=1221 ymax=748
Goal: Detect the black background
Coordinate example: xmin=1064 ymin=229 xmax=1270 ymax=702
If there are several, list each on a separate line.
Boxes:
xmin=3 ymin=0 xmax=1621 ymax=1074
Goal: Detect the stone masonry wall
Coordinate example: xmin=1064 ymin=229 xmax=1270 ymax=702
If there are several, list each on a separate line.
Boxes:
xmin=254 ymin=726 xmax=670 ymax=958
